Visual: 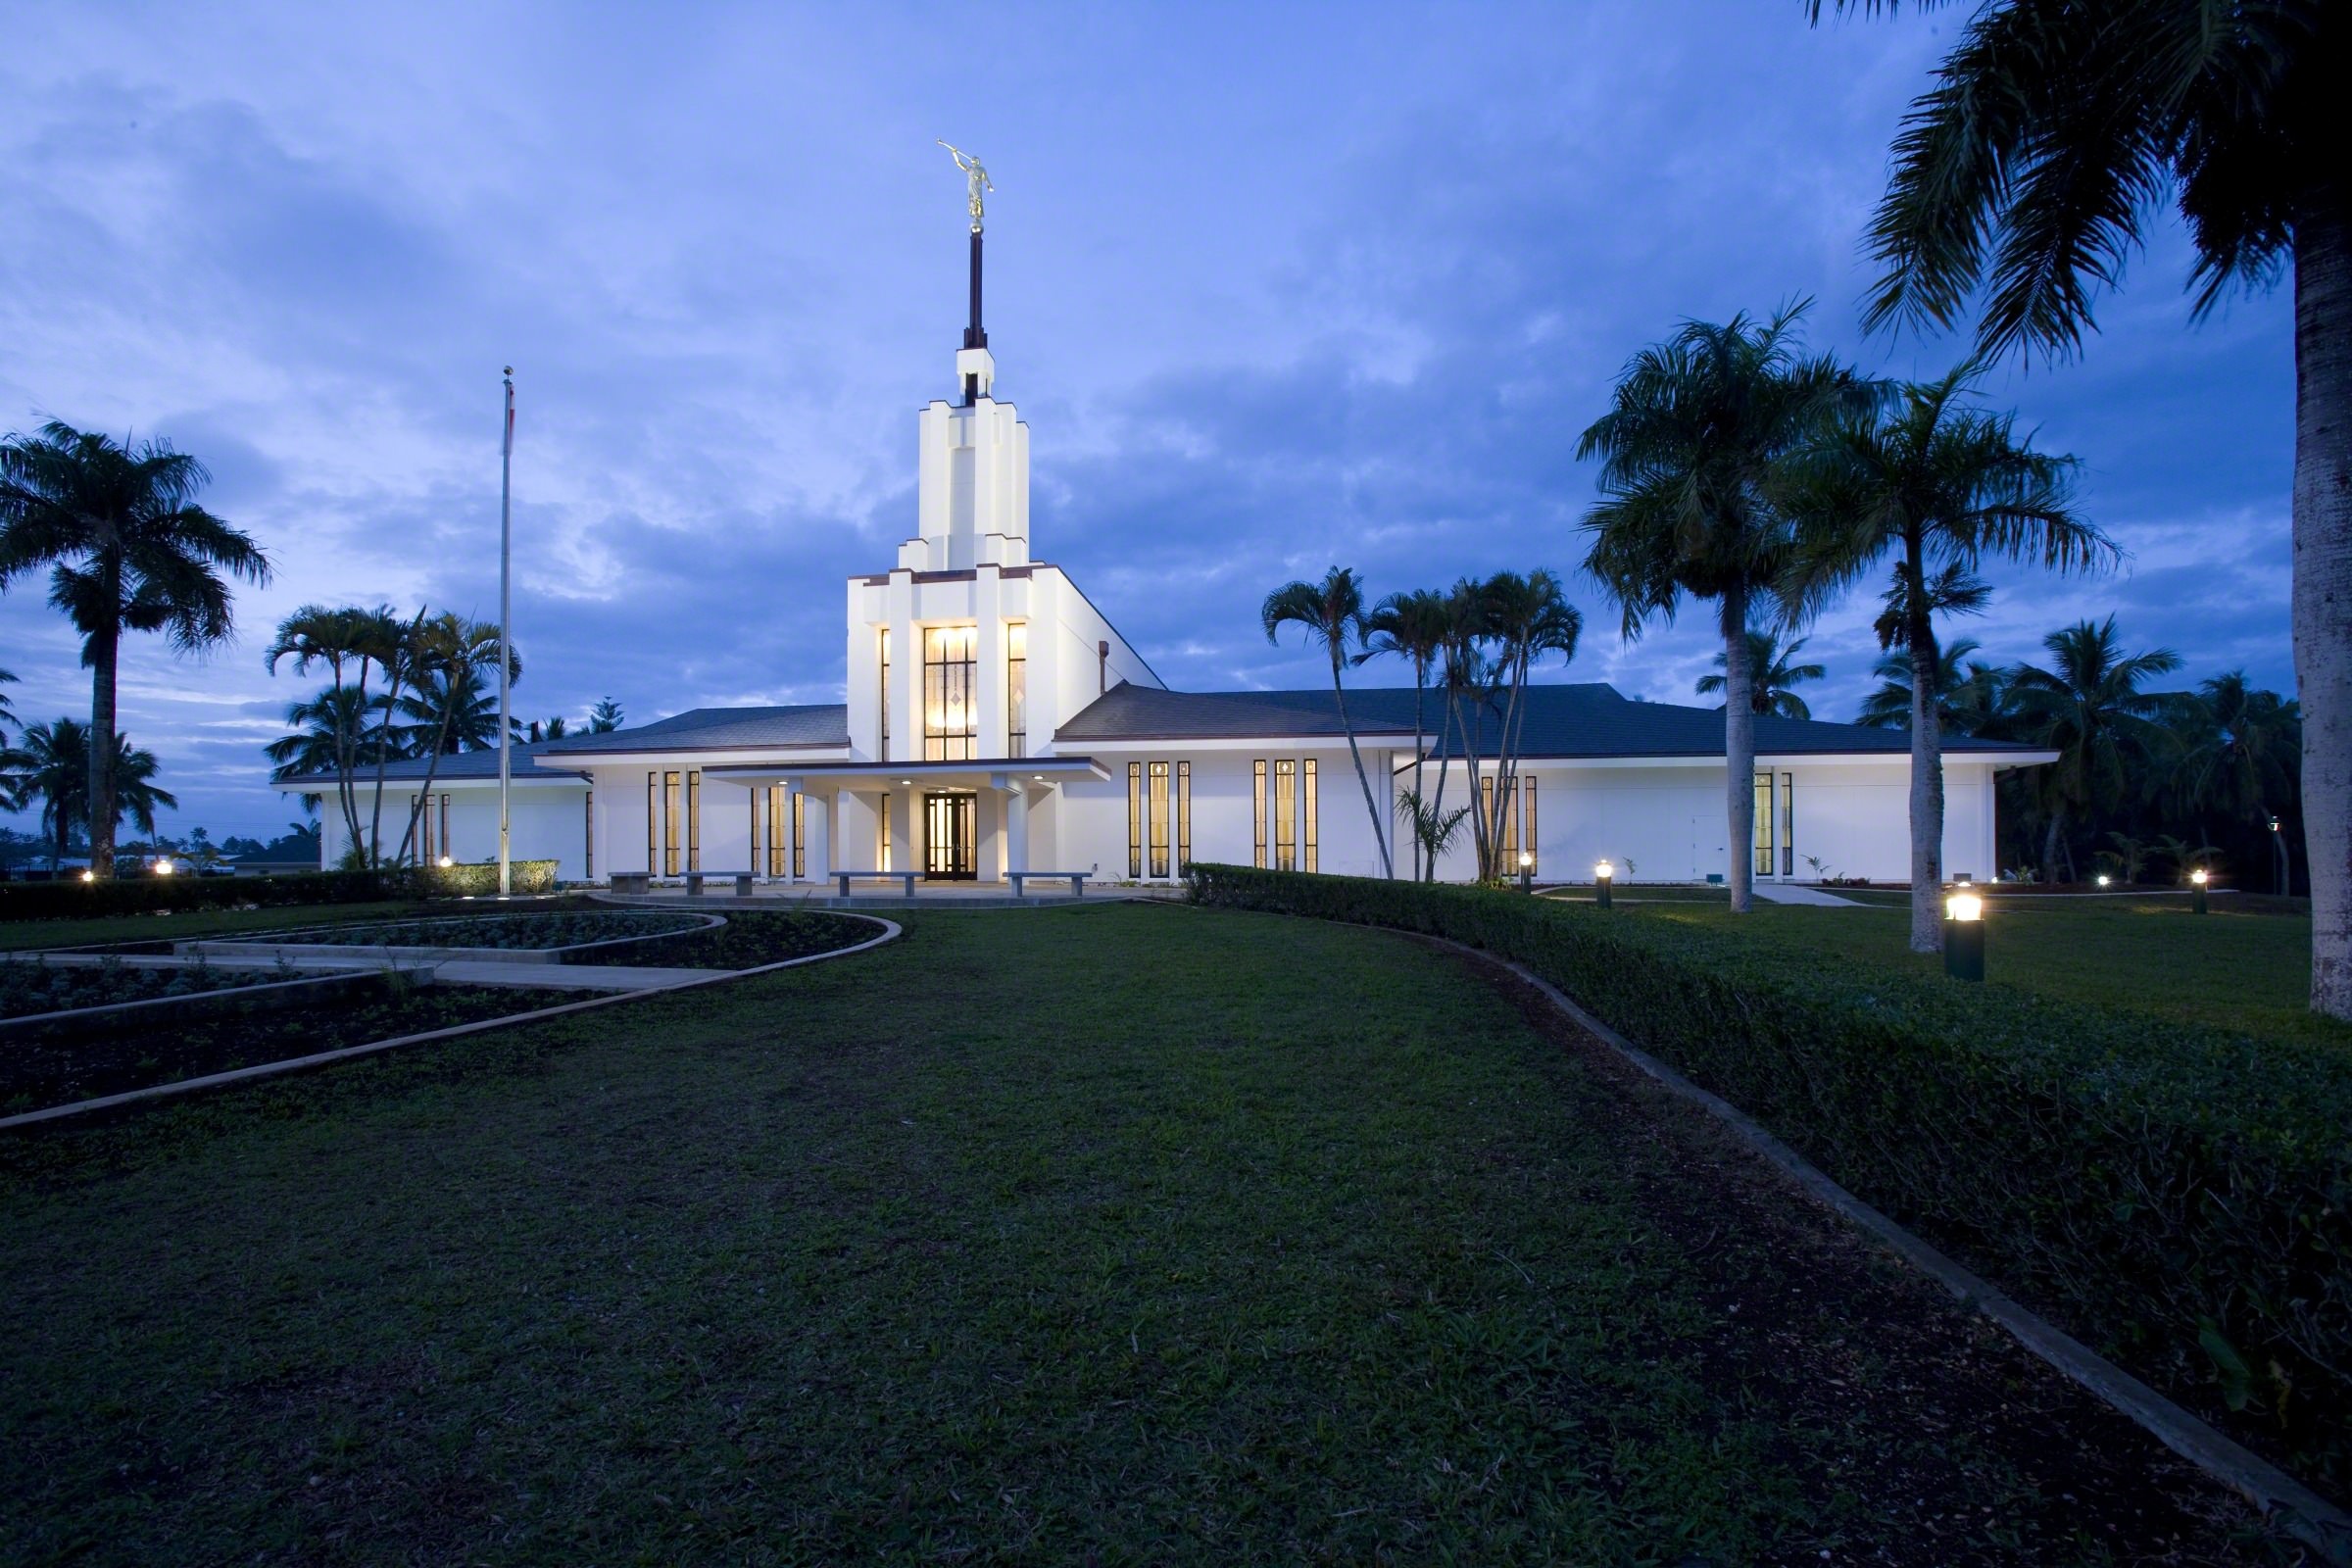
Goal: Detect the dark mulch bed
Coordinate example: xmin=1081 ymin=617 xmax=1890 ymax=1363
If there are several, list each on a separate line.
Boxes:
xmin=1457 ymin=946 xmax=2279 ymax=1566
xmin=564 ymin=909 xmax=876 ymax=969
xmin=0 ymin=960 xmax=257 ymax=1020
xmin=0 ymin=981 xmax=577 ymax=1114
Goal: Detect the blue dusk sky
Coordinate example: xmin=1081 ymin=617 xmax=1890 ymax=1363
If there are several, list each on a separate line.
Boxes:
xmin=0 ymin=3 xmax=2294 ymax=840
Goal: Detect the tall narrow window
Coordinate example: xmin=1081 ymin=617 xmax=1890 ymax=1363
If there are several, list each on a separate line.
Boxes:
xmin=1523 ymin=778 xmax=1537 ymax=877
xmin=766 ymin=787 xmax=789 ymax=877
xmin=1252 ymin=760 xmax=1268 ymax=868
xmin=438 ymin=796 xmax=451 ymax=860
xmin=1753 ymin=770 xmax=1774 ymax=878
xmin=1302 ymin=759 xmax=1318 ymax=873
xmin=879 ymin=793 xmax=893 ymax=873
xmin=1780 ymin=773 xmax=1794 ymax=878
xmin=687 ymin=770 xmax=702 ymax=872
xmin=878 ymin=628 xmax=891 ymax=762
xmin=586 ymin=790 xmax=595 ymax=879
xmin=1176 ymin=760 xmax=1191 ymax=872
xmin=1127 ymin=761 xmax=1144 ymax=878
xmin=648 ymin=771 xmax=659 ymax=873
xmin=663 ymin=771 xmax=683 ymax=875
xmin=1006 ymin=621 xmax=1028 ymax=758
xmin=793 ymin=791 xmax=806 ymax=878
xmin=412 ymin=795 xmax=426 ymax=861
xmin=923 ymin=625 xmax=979 ymax=760
xmin=1274 ymin=759 xmax=1297 ymax=871
xmin=1149 ymin=761 xmax=1171 ymax=878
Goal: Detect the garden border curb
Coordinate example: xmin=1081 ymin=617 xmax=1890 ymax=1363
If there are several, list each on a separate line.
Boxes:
xmin=1416 ymin=932 xmax=2352 ymax=1563
xmin=0 ymin=913 xmax=901 ymax=1132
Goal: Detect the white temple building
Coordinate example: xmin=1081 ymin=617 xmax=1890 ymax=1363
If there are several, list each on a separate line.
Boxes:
xmin=287 ymin=196 xmax=2054 ymax=892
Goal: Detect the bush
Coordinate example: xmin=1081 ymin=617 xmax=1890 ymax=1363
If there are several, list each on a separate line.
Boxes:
xmin=1186 ymin=862 xmax=2352 ymax=1493
xmin=0 ymin=860 xmax=558 ymax=922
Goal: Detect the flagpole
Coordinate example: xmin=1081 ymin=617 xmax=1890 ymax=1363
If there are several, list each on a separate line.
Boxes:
xmin=497 ymin=367 xmax=514 ymax=899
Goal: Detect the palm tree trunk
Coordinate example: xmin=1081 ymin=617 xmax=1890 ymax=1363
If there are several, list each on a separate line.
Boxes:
xmin=1722 ymin=587 xmax=1755 ymax=913
xmin=87 ymin=624 xmax=119 ymax=879
xmin=1425 ymin=673 xmax=1454 ymax=882
xmin=2294 ymin=192 xmax=2352 ymax=1018
xmin=1457 ymin=686 xmax=1490 ymax=879
xmin=1905 ymin=548 xmax=1945 ymax=955
xmin=1407 ymin=664 xmax=1427 ymax=880
xmin=2041 ymin=808 xmax=2065 ymax=884
xmin=1329 ymin=653 xmax=1392 ymax=879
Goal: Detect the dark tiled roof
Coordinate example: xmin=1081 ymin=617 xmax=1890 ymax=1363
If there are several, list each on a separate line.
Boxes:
xmin=1054 ymin=681 xmax=2030 ymax=758
xmin=275 ymin=739 xmax=586 ymax=788
xmin=536 ymin=704 xmax=851 ymax=754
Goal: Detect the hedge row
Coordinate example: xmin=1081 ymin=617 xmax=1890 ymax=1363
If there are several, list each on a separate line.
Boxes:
xmin=0 ymin=860 xmax=559 ymax=922
xmin=1186 ymin=862 xmax=2352 ymax=1492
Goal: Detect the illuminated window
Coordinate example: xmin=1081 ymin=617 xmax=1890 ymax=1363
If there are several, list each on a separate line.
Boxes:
xmin=1006 ymin=622 xmax=1028 ymax=758
xmin=1524 ymin=778 xmax=1537 ymax=877
xmin=1302 ymin=759 xmax=1317 ymax=872
xmin=441 ymin=796 xmax=449 ymax=858
xmin=1127 ymin=761 xmax=1144 ymax=878
xmin=793 ymin=791 xmax=806 ymax=878
xmin=687 ymin=770 xmax=702 ymax=872
xmin=1753 ymin=771 xmax=1773 ymax=878
xmin=1252 ymin=760 xmax=1267 ymax=868
xmin=1177 ymin=761 xmax=1191 ymax=871
xmin=647 ymin=771 xmax=659 ymax=873
xmin=663 ymin=771 xmax=682 ymax=876
xmin=1781 ymin=773 xmax=1794 ymax=877
xmin=585 ymin=790 xmax=595 ymax=879
xmin=411 ymin=795 xmax=426 ymax=862
xmin=879 ymin=628 xmax=891 ymax=762
xmin=923 ymin=625 xmax=979 ymax=760
xmin=1274 ymin=760 xmax=1297 ymax=871
xmin=879 ymin=792 xmax=893 ymax=873
xmin=766 ymin=787 xmax=789 ymax=877
xmin=1149 ymin=761 xmax=1171 ymax=878
xmin=1482 ymin=777 xmax=1519 ymax=861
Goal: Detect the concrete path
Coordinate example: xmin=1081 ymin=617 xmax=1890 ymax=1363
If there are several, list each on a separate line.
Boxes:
xmin=1750 ymin=882 xmax=1868 ymax=907
xmin=431 ymin=962 xmax=729 ymax=991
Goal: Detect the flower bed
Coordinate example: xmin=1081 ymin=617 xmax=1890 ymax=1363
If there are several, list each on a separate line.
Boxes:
xmin=564 ymin=909 xmax=878 ymax=968
xmin=1 ymin=958 xmax=255 ymax=1019
xmin=252 ymin=909 xmax=704 ymax=952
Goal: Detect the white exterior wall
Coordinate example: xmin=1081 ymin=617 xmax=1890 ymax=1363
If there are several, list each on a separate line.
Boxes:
xmin=1054 ymin=744 xmax=1396 ymax=882
xmin=314 ymin=779 xmax=592 ymax=879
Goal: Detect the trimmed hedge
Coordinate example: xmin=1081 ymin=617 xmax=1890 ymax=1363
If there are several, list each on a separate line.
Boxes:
xmin=0 ymin=860 xmax=558 ymax=922
xmin=1187 ymin=862 xmax=2352 ymax=1493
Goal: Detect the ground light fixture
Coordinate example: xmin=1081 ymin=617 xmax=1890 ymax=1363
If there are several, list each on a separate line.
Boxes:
xmin=153 ymin=858 xmax=175 ymax=876
xmin=1943 ymin=889 xmax=1985 ymax=982
xmin=1518 ymin=850 xmax=1534 ymax=895
xmin=438 ymin=856 xmax=455 ymax=869
xmin=1594 ymin=858 xmax=1613 ymax=909
xmin=2096 ymin=874 xmax=2112 ymax=888
xmin=79 ymin=869 xmax=95 ymax=883
xmin=2191 ymin=866 xmax=2210 ymax=915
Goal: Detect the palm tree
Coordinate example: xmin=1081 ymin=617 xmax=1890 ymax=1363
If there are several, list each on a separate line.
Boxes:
xmin=2010 ymin=617 xmax=2183 ymax=881
xmin=1263 ymin=566 xmax=1393 ymax=879
xmin=587 ymin=697 xmax=623 ymax=733
xmin=389 ymin=616 xmax=515 ymax=864
xmin=1578 ymin=303 xmax=1878 ymax=912
xmin=1785 ymin=365 xmax=2112 ymax=951
xmin=1809 ymin=3 xmax=2347 ymax=1005
xmin=1696 ymin=629 xmax=1827 ymax=719
xmin=13 ymin=717 xmax=176 ymax=870
xmin=267 ymin=686 xmax=371 ymax=796
xmin=1858 ymin=637 xmax=1993 ymax=730
xmin=1357 ymin=588 xmax=1450 ymax=877
xmin=264 ymin=604 xmax=378 ymax=853
xmin=0 ymin=422 xmax=270 ymax=878
xmin=1479 ymin=570 xmax=1582 ymax=876
xmin=0 ymin=664 xmax=16 ymax=741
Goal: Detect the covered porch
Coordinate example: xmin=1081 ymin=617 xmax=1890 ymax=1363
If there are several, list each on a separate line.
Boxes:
xmin=705 ymin=755 xmax=1107 ymax=889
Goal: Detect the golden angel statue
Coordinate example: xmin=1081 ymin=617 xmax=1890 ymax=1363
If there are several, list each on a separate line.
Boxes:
xmin=937 ymin=141 xmax=994 ymax=233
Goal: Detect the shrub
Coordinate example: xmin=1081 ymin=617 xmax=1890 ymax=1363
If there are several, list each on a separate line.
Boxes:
xmin=0 ymin=860 xmax=557 ymax=922
xmin=1186 ymin=862 xmax=2352 ymax=1492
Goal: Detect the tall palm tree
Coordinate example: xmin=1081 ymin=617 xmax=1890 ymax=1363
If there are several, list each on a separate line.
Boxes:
xmin=265 ymin=603 xmax=378 ymax=853
xmin=1480 ymin=570 xmax=1582 ymax=876
xmin=1578 ymin=303 xmax=1878 ymax=911
xmin=1786 ymin=365 xmax=2111 ymax=950
xmin=1856 ymin=637 xmax=2010 ymax=733
xmin=1809 ymin=2 xmax=2348 ymax=1004
xmin=390 ymin=615 xmax=516 ymax=864
xmin=13 ymin=717 xmax=176 ymax=870
xmin=2010 ymin=617 xmax=2183 ymax=880
xmin=1263 ymin=565 xmax=1393 ymax=879
xmin=1696 ymin=629 xmax=1827 ymax=719
xmin=0 ymin=422 xmax=270 ymax=878
xmin=266 ymin=686 xmax=371 ymax=795
xmin=1357 ymin=588 xmax=1450 ymax=877
xmin=0 ymin=664 xmax=16 ymax=742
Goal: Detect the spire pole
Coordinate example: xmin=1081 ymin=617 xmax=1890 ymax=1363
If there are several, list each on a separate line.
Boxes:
xmin=965 ymin=229 xmax=986 ymax=351
xmin=496 ymin=367 xmax=514 ymax=899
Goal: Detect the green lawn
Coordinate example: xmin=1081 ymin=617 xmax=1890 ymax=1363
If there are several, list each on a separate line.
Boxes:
xmin=0 ymin=905 xmax=2265 ymax=1563
xmin=1621 ymin=891 xmax=2339 ymax=1048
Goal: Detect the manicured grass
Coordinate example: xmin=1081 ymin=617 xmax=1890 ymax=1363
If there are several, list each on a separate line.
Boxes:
xmin=0 ymin=906 xmax=2265 ymax=1563
xmin=1628 ymin=891 xmax=2340 ymax=1047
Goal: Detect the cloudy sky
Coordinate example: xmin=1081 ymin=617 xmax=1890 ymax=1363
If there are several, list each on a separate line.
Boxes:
xmin=0 ymin=2 xmax=2294 ymax=840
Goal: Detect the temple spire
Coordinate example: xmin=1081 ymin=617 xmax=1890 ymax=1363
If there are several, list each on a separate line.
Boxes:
xmin=939 ymin=141 xmax=996 ymax=404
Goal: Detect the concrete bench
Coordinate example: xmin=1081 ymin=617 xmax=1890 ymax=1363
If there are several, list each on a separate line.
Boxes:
xmin=683 ymin=871 xmax=757 ymax=897
xmin=835 ymin=870 xmax=918 ymax=897
xmin=610 ymin=872 xmax=650 ymax=896
xmin=1007 ymin=871 xmax=1090 ymax=897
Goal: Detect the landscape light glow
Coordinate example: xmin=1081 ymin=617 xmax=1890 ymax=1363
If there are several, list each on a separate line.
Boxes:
xmin=79 ymin=869 xmax=94 ymax=883
xmin=2191 ymin=868 xmax=2209 ymax=886
xmin=1594 ymin=859 xmax=1613 ymax=880
xmin=438 ymin=856 xmax=455 ymax=868
xmin=2096 ymin=874 xmax=2111 ymax=887
xmin=153 ymin=858 xmax=175 ymax=876
xmin=1946 ymin=892 xmax=1984 ymax=923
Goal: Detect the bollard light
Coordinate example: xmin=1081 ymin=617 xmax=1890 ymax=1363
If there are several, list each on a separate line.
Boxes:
xmin=1594 ymin=858 xmax=1614 ymax=910
xmin=79 ymin=868 xmax=95 ymax=883
xmin=153 ymin=858 xmax=175 ymax=876
xmin=1943 ymin=889 xmax=1985 ymax=982
xmin=2191 ymin=866 xmax=2209 ymax=915
xmin=438 ymin=855 xmax=455 ymax=869
xmin=2096 ymin=874 xmax=2111 ymax=888
xmin=1518 ymin=850 xmax=1534 ymax=895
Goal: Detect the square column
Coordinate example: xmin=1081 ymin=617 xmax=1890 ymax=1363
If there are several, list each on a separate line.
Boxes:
xmin=1005 ymin=783 xmax=1030 ymax=875
xmin=803 ymin=790 xmax=831 ymax=882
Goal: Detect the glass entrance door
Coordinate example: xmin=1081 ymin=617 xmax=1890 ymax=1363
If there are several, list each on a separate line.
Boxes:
xmin=923 ymin=792 xmax=976 ymax=880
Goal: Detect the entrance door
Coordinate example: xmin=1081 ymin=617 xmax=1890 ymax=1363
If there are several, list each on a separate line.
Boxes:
xmin=923 ymin=791 xmax=977 ymax=880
